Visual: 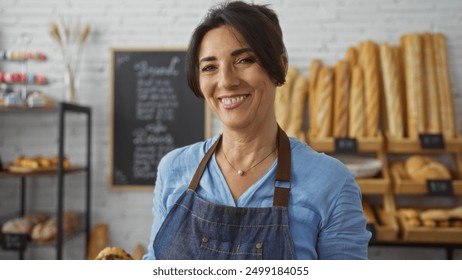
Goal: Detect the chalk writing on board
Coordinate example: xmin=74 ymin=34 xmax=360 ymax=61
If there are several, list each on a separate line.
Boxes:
xmin=111 ymin=50 xmax=205 ymax=188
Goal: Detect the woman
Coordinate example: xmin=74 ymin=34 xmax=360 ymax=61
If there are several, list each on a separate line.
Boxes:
xmin=144 ymin=1 xmax=371 ymax=260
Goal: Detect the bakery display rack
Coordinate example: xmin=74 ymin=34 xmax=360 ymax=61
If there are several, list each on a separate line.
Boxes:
xmin=0 ymin=102 xmax=92 ymax=260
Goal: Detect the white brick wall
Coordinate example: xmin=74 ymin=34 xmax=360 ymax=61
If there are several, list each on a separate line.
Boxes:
xmin=1 ymin=0 xmax=461 ymax=259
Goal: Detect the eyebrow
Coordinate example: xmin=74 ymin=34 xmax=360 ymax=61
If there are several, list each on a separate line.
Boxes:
xmin=199 ymin=48 xmax=254 ymax=64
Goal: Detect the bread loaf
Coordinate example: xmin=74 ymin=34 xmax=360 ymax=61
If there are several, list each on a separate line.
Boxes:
xmin=333 ymin=60 xmax=350 ymax=138
xmin=286 ymin=75 xmax=308 ymax=141
xmin=275 ymin=66 xmax=298 ymax=131
xmin=401 ymin=34 xmax=426 ymax=138
xmin=380 ymin=43 xmax=404 ymax=139
xmin=95 ymin=246 xmax=134 ymax=260
xmin=348 ymin=66 xmax=366 ymax=138
xmin=308 ymin=59 xmax=322 ymax=137
xmin=404 ymin=155 xmax=451 ymax=183
xmin=358 ymin=41 xmax=380 ymax=137
xmin=422 ymin=33 xmax=441 ymax=133
xmin=432 ymin=33 xmax=456 ymax=139
xmin=31 ymin=211 xmax=80 ymax=243
xmin=345 ymin=47 xmax=358 ymax=69
xmin=390 ymin=161 xmax=409 ymax=180
xmin=87 ymin=223 xmax=109 ymax=260
xmin=314 ymin=66 xmax=334 ymax=138
xmin=420 ymin=209 xmax=449 ymax=222
xmin=1 ymin=213 xmax=48 ymax=234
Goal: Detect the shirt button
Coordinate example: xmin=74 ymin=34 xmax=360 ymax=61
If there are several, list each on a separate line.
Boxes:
xmin=202 ymin=236 xmax=209 ymax=243
xmin=255 ymin=242 xmax=263 ymax=249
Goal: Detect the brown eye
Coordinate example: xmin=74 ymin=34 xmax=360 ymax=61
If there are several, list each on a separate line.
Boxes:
xmin=201 ymin=64 xmax=216 ymax=72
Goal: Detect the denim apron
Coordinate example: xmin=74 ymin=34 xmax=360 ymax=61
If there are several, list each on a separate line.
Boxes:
xmin=153 ymin=127 xmax=296 ymax=259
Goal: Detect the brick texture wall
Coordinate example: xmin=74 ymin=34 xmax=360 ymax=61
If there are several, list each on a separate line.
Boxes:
xmin=0 ymin=0 xmax=461 ymax=259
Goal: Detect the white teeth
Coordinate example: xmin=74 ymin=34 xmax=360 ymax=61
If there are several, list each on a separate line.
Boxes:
xmin=221 ymin=95 xmax=247 ymax=105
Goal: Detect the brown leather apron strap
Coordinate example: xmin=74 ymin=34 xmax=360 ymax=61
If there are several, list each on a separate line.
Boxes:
xmin=273 ymin=126 xmax=291 ymax=207
xmin=188 ymin=126 xmax=292 ymax=207
xmin=188 ymin=136 xmax=222 ymax=191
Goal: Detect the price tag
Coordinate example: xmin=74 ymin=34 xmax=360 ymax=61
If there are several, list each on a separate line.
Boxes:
xmin=1 ymin=234 xmax=28 ymax=250
xmin=419 ymin=134 xmax=445 ymax=149
xmin=426 ymin=180 xmax=454 ymax=196
xmin=335 ymin=138 xmax=358 ymax=153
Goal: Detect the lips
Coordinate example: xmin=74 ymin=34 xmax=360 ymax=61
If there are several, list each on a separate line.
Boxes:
xmin=219 ymin=94 xmax=250 ymax=109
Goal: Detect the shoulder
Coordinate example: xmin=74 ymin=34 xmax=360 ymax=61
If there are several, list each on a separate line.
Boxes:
xmin=288 ymin=137 xmax=358 ymax=208
xmin=157 ymin=135 xmax=220 ymax=175
xmin=289 ymin=137 xmax=352 ymax=179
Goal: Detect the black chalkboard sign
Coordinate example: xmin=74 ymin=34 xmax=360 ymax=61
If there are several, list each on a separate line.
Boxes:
xmin=110 ymin=49 xmax=209 ymax=189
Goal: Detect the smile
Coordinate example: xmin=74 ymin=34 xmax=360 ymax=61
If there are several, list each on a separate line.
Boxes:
xmin=219 ymin=94 xmax=249 ymax=106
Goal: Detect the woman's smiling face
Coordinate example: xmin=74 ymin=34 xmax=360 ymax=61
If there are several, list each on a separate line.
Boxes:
xmin=198 ymin=25 xmax=277 ymax=131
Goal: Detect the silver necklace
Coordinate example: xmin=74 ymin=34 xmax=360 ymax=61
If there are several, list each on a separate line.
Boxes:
xmin=222 ymin=146 xmax=277 ymax=176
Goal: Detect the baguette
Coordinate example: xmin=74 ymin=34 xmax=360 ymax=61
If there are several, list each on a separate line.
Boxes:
xmin=401 ymin=34 xmax=426 ymax=138
xmin=348 ymin=66 xmax=366 ymax=138
xmin=314 ymin=66 xmax=334 ymax=138
xmin=422 ymin=33 xmax=441 ymax=133
xmin=286 ymin=75 xmax=309 ymax=141
xmin=308 ymin=59 xmax=322 ymax=137
xmin=333 ymin=60 xmax=350 ymax=137
xmin=358 ymin=41 xmax=380 ymax=137
xmin=87 ymin=223 xmax=109 ymax=260
xmin=275 ymin=66 xmax=298 ymax=131
xmin=432 ymin=33 xmax=456 ymax=138
xmin=380 ymin=43 xmax=404 ymax=138
xmin=345 ymin=47 xmax=358 ymax=69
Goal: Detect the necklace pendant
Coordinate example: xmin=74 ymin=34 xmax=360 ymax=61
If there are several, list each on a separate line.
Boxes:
xmin=237 ymin=170 xmax=244 ymax=176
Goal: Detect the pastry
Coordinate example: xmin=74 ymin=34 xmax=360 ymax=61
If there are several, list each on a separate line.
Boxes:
xmin=404 ymin=155 xmax=451 ymax=183
xmin=95 ymin=246 xmax=134 ymax=260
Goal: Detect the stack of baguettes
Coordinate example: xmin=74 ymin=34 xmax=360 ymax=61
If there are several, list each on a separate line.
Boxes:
xmin=274 ymin=66 xmax=309 ymax=141
xmin=275 ymin=32 xmax=457 ymax=142
xmin=397 ymin=32 xmax=457 ymax=139
xmin=307 ymin=40 xmax=382 ymax=140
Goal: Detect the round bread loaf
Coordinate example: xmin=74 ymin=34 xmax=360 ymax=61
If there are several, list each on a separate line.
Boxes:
xmin=95 ymin=246 xmax=134 ymax=260
xmin=404 ymin=155 xmax=451 ymax=183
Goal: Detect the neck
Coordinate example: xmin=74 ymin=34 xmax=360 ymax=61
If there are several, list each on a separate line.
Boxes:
xmin=220 ymin=121 xmax=278 ymax=168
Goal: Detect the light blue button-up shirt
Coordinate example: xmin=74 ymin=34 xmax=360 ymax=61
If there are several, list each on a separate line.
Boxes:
xmin=144 ymin=136 xmax=371 ymax=260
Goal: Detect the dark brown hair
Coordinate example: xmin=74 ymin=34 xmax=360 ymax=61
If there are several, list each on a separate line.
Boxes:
xmin=186 ymin=1 xmax=288 ymax=98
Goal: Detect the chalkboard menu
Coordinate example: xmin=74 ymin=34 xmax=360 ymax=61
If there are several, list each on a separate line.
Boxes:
xmin=110 ymin=49 xmax=208 ymax=189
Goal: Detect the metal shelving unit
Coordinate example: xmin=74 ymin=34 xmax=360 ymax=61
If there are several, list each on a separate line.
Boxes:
xmin=0 ymin=102 xmax=92 ymax=259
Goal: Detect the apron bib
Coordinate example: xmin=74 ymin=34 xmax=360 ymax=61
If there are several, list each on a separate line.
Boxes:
xmin=153 ymin=127 xmax=296 ymax=260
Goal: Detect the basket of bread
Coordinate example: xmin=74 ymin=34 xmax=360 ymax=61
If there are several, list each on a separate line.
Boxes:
xmin=7 ymin=155 xmax=77 ymax=174
xmin=398 ymin=207 xmax=462 ymax=243
xmin=1 ymin=211 xmax=80 ymax=249
xmin=390 ymin=155 xmax=462 ymax=195
xmin=382 ymin=32 xmax=462 ymax=152
xmin=363 ymin=198 xmax=399 ymax=242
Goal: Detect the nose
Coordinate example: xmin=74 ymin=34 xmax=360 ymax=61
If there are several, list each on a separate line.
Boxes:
xmin=219 ymin=64 xmax=240 ymax=90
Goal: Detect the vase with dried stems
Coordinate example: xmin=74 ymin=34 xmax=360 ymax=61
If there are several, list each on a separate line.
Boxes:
xmin=49 ymin=17 xmax=91 ymax=104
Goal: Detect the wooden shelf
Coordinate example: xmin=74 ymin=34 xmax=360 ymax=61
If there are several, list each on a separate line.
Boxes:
xmin=385 ymin=133 xmax=462 ymax=153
